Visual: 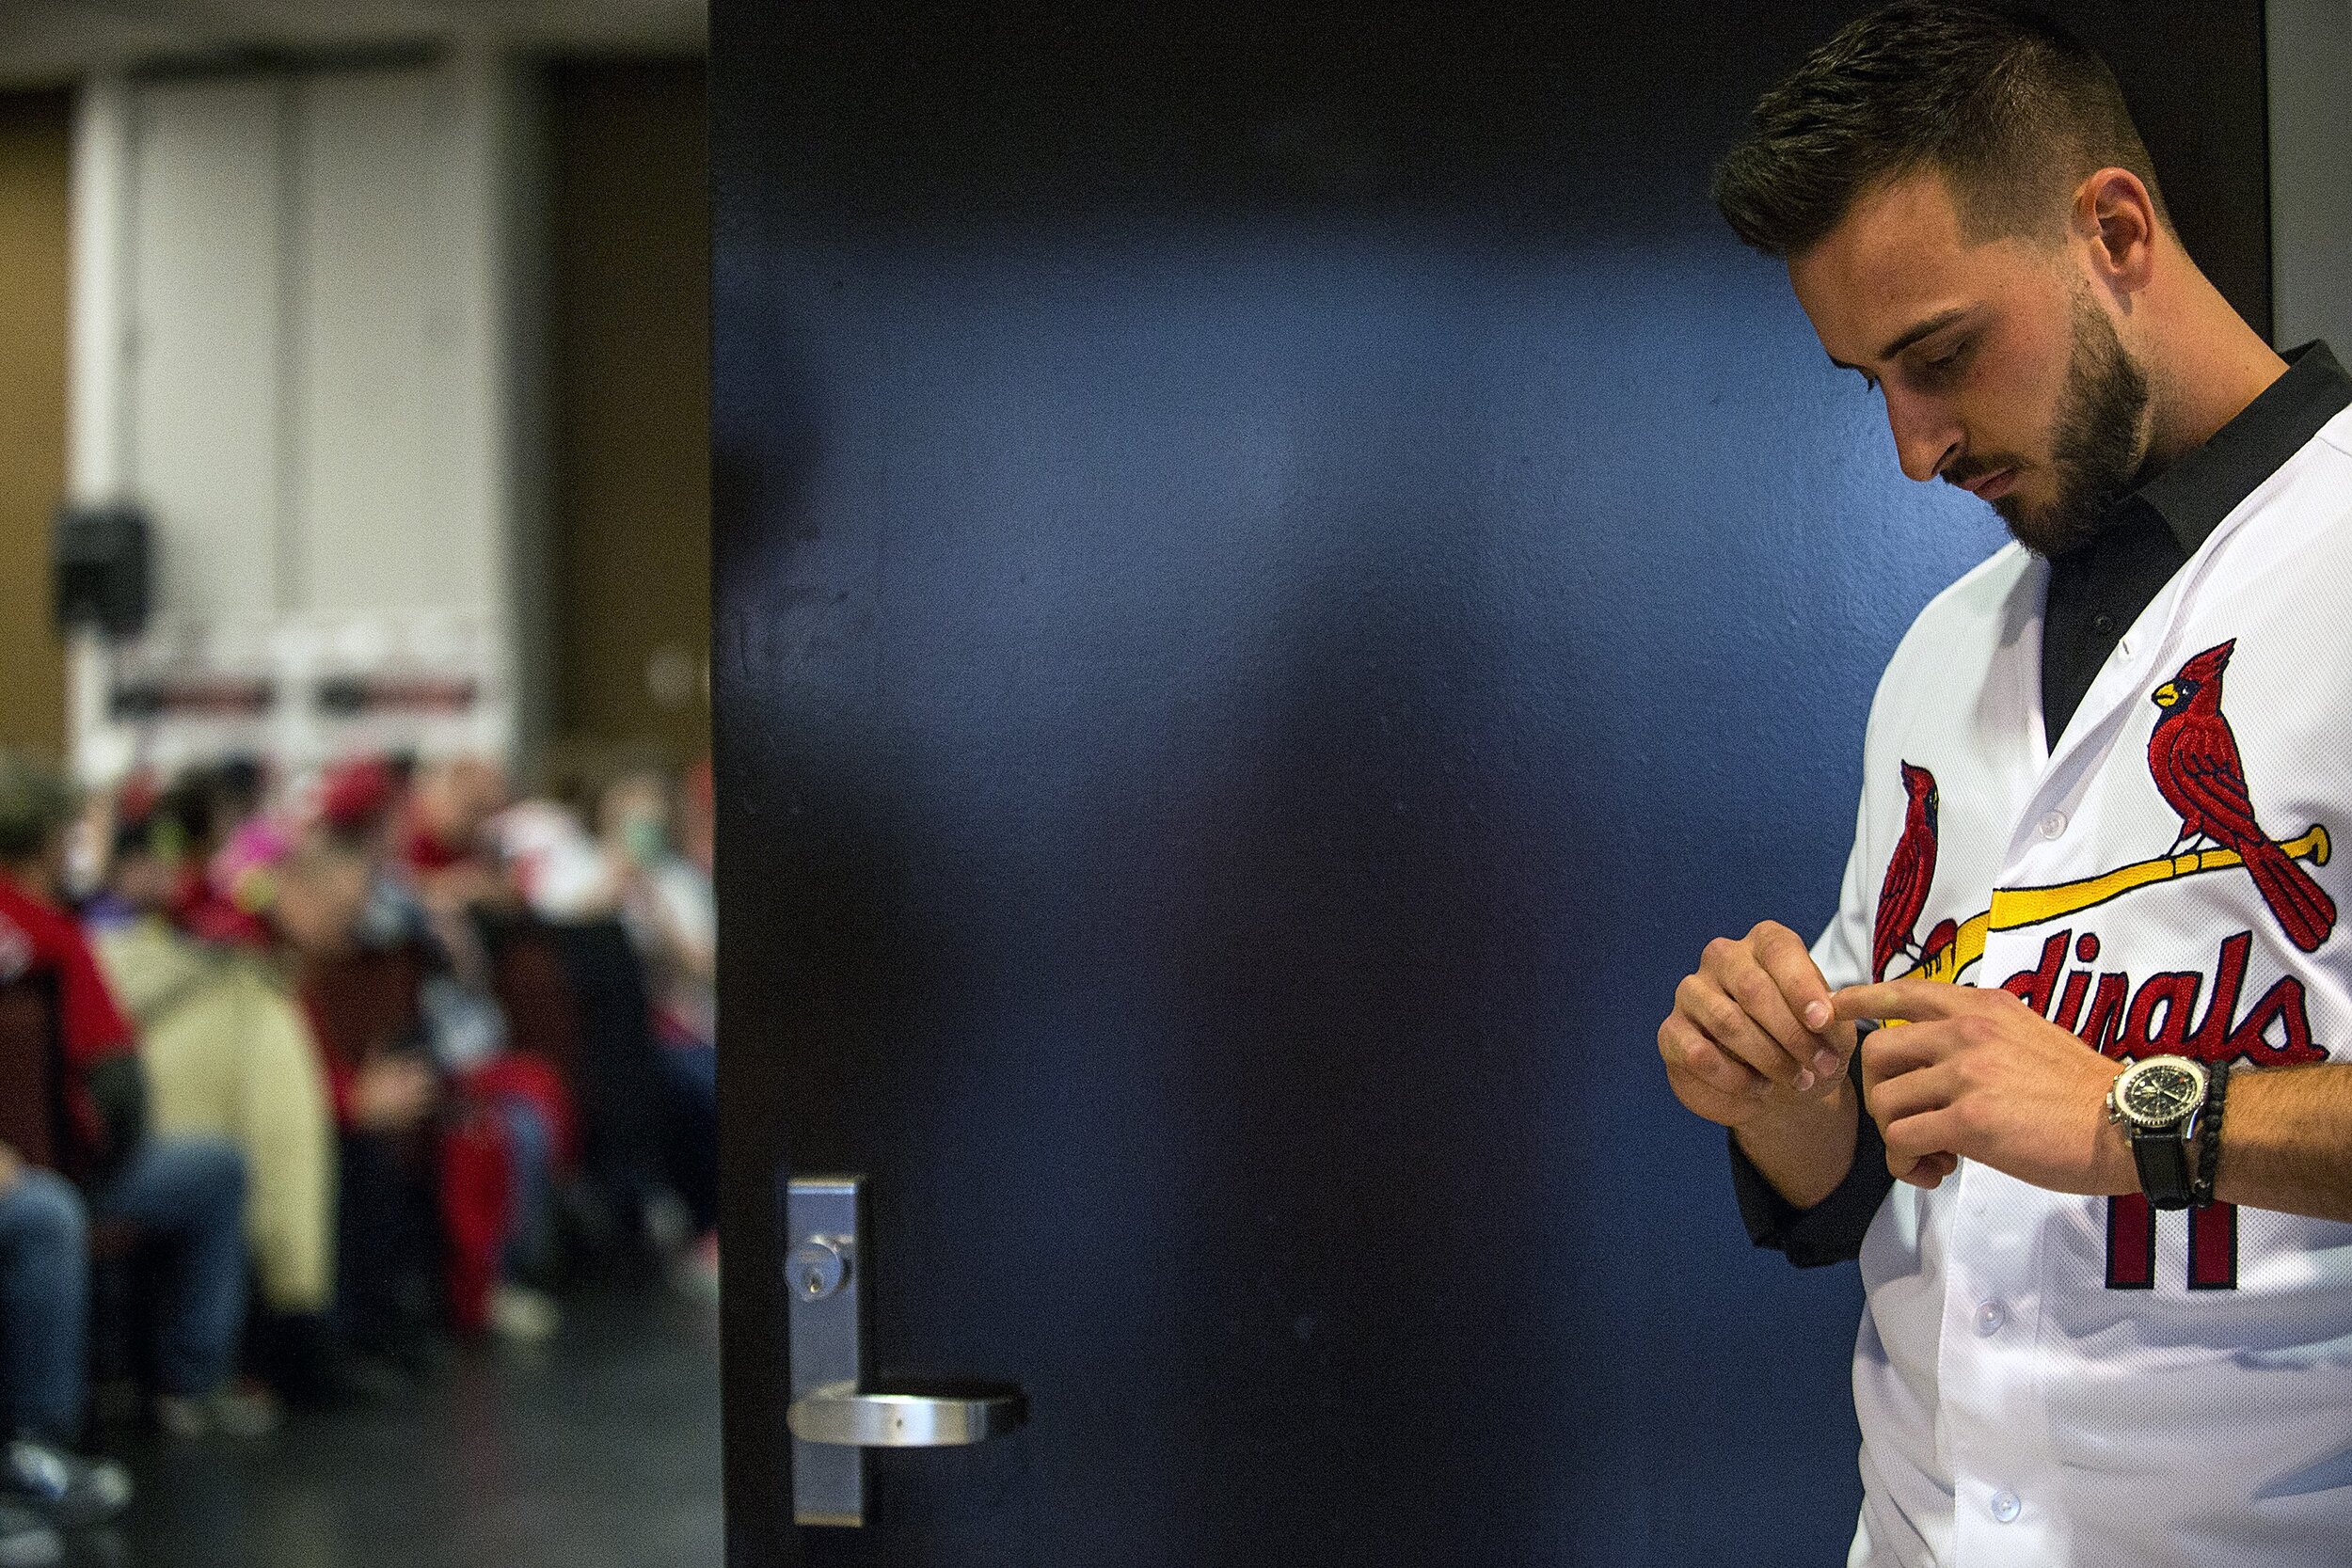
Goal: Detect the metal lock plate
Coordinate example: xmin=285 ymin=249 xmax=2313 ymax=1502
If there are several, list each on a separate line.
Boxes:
xmin=788 ymin=1238 xmax=847 ymax=1301
xmin=783 ymin=1174 xmax=1027 ymax=1529
xmin=785 ymin=1178 xmax=866 ymax=1528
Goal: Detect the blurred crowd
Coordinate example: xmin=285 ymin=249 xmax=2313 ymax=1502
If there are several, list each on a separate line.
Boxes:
xmin=0 ymin=743 xmax=716 ymax=1565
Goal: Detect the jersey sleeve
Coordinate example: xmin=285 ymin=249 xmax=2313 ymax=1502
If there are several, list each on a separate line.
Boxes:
xmin=1727 ymin=1044 xmax=1894 ymax=1267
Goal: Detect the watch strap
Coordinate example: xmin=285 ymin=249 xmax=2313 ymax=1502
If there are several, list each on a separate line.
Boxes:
xmin=2191 ymin=1061 xmax=2231 ymax=1209
xmin=2132 ymin=1120 xmax=2195 ymax=1211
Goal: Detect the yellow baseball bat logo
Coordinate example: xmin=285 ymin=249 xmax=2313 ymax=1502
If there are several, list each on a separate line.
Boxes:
xmin=1899 ymin=824 xmax=2331 ymax=984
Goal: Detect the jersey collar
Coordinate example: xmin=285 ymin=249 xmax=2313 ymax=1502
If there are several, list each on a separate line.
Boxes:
xmin=2126 ymin=340 xmax=2352 ymax=558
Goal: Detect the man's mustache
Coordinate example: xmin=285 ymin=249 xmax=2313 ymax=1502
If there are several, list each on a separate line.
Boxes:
xmin=1941 ymin=455 xmax=2020 ymax=490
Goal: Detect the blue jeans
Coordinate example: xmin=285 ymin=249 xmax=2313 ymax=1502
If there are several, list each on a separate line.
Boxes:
xmin=0 ymin=1169 xmax=90 ymax=1441
xmin=92 ymin=1137 xmax=249 ymax=1400
xmin=497 ymin=1097 xmax=555 ymax=1281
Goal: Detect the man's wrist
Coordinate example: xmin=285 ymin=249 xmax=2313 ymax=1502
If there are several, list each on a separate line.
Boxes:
xmin=1734 ymin=1075 xmax=1861 ymax=1211
xmin=2095 ymin=1105 xmax=2139 ymax=1196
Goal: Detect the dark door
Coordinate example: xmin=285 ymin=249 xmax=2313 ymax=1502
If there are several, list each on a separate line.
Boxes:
xmin=711 ymin=6 xmax=2271 ymax=1563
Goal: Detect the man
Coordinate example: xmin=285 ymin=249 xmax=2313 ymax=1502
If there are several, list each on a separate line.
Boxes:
xmin=91 ymin=786 xmax=366 ymax=1399
xmin=1659 ymin=8 xmax=2352 ymax=1565
xmin=0 ymin=751 xmax=273 ymax=1442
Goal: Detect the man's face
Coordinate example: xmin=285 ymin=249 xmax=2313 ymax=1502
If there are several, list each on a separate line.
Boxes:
xmin=1788 ymin=169 xmax=2150 ymax=556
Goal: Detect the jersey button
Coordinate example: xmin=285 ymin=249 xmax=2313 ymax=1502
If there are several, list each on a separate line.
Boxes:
xmin=2037 ymin=810 xmax=2067 ymax=840
xmin=1990 ymin=1490 xmax=2022 ymax=1524
xmin=1974 ymin=1300 xmax=2006 ymax=1337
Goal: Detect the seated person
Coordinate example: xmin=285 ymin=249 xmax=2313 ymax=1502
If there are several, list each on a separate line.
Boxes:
xmin=294 ymin=788 xmax=565 ymax=1349
xmin=398 ymin=757 xmax=521 ymax=992
xmin=599 ymin=763 xmax=718 ymax=1292
xmin=0 ymin=750 xmax=272 ymax=1439
xmin=92 ymin=791 xmax=352 ymax=1400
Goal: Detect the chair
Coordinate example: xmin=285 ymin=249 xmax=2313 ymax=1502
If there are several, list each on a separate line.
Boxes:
xmin=300 ymin=944 xmax=427 ymax=1086
xmin=0 ymin=973 xmax=63 ymax=1170
xmin=541 ymin=919 xmax=674 ymax=1220
xmin=2 ymin=973 xmax=148 ymax=1396
xmin=488 ymin=918 xmax=587 ymax=1095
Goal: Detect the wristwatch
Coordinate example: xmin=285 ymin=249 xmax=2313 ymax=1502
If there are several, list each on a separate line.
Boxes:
xmin=2106 ymin=1055 xmax=2209 ymax=1211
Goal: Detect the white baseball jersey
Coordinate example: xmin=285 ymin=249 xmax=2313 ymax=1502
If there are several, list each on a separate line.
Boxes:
xmin=1810 ymin=402 xmax=2352 ymax=1567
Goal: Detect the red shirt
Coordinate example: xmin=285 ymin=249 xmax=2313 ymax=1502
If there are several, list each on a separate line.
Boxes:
xmin=403 ymin=816 xmax=472 ymax=875
xmin=0 ymin=871 xmax=137 ymax=1164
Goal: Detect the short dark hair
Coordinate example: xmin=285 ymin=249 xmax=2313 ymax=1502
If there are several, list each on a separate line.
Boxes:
xmin=1713 ymin=4 xmax=2168 ymax=259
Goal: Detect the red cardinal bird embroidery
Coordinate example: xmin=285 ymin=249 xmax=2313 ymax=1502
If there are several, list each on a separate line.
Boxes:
xmin=1872 ymin=761 xmax=1941 ymax=981
xmin=2148 ymin=640 xmax=2336 ymax=953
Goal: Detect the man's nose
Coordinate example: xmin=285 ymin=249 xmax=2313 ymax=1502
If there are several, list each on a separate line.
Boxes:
xmin=1883 ymin=386 xmax=1961 ymax=483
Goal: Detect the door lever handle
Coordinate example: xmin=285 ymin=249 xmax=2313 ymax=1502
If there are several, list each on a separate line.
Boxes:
xmin=786 ymin=1176 xmax=1026 ymax=1526
xmin=787 ymin=1380 xmax=1026 ymax=1448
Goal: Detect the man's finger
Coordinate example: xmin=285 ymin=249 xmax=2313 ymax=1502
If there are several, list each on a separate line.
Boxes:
xmin=1883 ymin=1107 xmax=1966 ymax=1179
xmin=1716 ymin=947 xmax=1825 ymax=1080
xmin=1864 ymin=1057 xmax=1957 ymax=1131
xmin=1661 ymin=1014 xmax=1770 ymax=1101
xmin=1830 ymin=977 xmax=1985 ymax=1026
xmin=1857 ymin=1019 xmax=1961 ymax=1089
xmin=1911 ymin=1152 xmax=1959 ymax=1184
xmin=1752 ymin=923 xmax=1849 ymax=1078
xmin=1701 ymin=940 xmax=1820 ymax=1086
xmin=1677 ymin=974 xmax=1810 ymax=1090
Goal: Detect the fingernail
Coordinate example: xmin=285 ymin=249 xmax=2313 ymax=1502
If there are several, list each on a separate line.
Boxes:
xmin=1793 ymin=1069 xmax=1816 ymax=1093
xmin=1813 ymin=1049 xmax=1840 ymax=1078
xmin=1804 ymin=1001 xmax=1831 ymax=1030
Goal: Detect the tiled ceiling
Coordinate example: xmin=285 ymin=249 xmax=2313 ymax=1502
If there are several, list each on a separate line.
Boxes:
xmin=0 ymin=0 xmax=706 ymax=86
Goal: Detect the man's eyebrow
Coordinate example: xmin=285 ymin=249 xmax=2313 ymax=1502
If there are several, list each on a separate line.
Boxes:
xmin=1827 ymin=307 xmax=1977 ymax=373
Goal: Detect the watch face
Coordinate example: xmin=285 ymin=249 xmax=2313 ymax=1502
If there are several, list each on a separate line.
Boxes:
xmin=2122 ymin=1061 xmax=2202 ymax=1125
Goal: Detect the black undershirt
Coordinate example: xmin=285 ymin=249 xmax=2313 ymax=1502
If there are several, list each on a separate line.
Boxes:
xmin=1730 ymin=341 xmax=2352 ymax=1268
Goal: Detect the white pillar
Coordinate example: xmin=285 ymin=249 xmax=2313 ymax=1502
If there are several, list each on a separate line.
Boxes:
xmin=2268 ymin=0 xmax=2352 ymax=351
xmin=67 ymin=74 xmax=133 ymax=503
xmin=66 ymin=76 xmax=135 ymax=783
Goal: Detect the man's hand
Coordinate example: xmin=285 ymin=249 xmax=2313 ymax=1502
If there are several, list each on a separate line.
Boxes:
xmin=1661 ymin=920 xmax=1855 ymax=1122
xmin=0 ymin=1139 xmax=20 ymax=1196
xmin=1831 ymin=978 xmax=2134 ymax=1196
xmin=1660 ymin=921 xmax=1863 ymax=1211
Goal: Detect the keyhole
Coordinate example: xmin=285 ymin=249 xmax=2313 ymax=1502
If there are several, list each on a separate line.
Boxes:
xmin=804 ymin=1268 xmax=824 ymax=1295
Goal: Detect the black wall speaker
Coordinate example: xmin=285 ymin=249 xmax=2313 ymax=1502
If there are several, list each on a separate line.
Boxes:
xmin=54 ymin=503 xmax=151 ymax=639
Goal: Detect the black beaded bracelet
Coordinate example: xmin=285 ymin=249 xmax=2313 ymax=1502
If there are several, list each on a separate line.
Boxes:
xmin=2191 ymin=1060 xmax=2231 ymax=1209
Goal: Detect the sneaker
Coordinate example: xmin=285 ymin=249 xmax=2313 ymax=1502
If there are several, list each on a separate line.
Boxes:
xmin=154 ymin=1381 xmax=282 ymax=1440
xmin=0 ymin=1502 xmax=59 ymax=1568
xmin=4 ymin=1438 xmax=131 ymax=1528
xmin=487 ymin=1283 xmax=561 ymax=1343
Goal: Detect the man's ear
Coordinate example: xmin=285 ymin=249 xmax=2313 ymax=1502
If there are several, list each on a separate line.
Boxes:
xmin=2074 ymin=166 xmax=2159 ymax=300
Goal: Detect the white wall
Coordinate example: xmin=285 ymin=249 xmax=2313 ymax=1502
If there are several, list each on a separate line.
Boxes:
xmin=126 ymin=77 xmax=285 ymax=618
xmin=2268 ymin=0 xmax=2352 ymax=353
xmin=67 ymin=54 xmax=548 ymax=783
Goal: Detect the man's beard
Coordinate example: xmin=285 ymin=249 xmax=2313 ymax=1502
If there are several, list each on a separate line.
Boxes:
xmin=1992 ymin=292 xmax=2151 ymax=557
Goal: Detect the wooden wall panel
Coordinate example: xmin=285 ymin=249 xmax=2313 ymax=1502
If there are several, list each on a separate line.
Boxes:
xmin=0 ymin=90 xmax=71 ymax=759
xmin=550 ymin=59 xmax=709 ymax=765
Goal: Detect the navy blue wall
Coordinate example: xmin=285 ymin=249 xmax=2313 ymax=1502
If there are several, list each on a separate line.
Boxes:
xmin=712 ymin=7 xmax=2270 ymax=1563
